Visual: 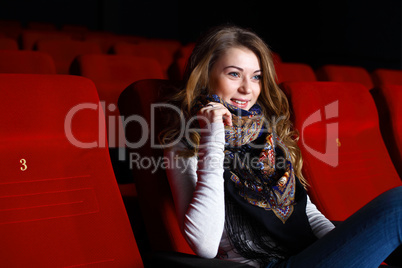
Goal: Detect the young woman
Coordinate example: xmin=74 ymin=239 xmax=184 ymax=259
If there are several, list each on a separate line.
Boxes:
xmin=161 ymin=25 xmax=402 ymax=268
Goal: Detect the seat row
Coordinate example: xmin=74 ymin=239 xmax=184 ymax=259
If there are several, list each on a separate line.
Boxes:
xmin=1 ymin=74 xmax=400 ymax=266
xmin=0 ymin=35 xmax=188 ymax=76
xmin=0 ymin=49 xmax=401 ymax=152
xmin=274 ymin=60 xmax=400 ymax=89
xmin=1 ymin=41 xmax=400 ymax=86
xmin=0 ymin=74 xmax=255 ymax=268
xmin=1 ymin=73 xmax=402 ymax=266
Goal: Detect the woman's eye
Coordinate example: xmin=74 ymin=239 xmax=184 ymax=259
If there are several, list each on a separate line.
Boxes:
xmin=228 ymin=72 xmax=240 ymax=78
xmin=252 ymin=74 xmax=262 ymax=80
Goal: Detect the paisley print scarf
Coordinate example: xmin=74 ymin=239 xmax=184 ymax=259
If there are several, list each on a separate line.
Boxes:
xmin=207 ymin=94 xmax=296 ymax=223
xmin=197 ymin=94 xmax=317 ymax=264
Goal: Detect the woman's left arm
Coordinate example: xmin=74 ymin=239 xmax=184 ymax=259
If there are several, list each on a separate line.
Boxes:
xmin=306 ymin=195 xmax=335 ymax=238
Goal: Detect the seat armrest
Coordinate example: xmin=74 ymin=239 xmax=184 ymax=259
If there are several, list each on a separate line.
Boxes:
xmin=144 ymin=251 xmax=254 ymax=267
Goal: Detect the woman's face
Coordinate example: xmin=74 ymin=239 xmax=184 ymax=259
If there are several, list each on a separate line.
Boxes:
xmin=209 ymin=46 xmax=261 ymax=110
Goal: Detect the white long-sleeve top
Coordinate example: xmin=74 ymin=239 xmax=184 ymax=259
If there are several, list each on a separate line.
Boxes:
xmin=165 ymin=122 xmax=335 ymax=267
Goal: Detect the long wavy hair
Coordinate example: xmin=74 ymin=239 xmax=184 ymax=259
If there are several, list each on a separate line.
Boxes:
xmin=161 ymin=25 xmax=307 ymax=186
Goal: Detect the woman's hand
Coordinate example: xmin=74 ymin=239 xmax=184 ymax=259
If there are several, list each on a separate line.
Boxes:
xmin=197 ymin=102 xmax=232 ymax=128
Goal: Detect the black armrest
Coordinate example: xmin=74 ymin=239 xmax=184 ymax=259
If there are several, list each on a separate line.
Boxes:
xmin=330 ymin=220 xmax=343 ymax=227
xmin=143 ymin=251 xmax=254 ymax=268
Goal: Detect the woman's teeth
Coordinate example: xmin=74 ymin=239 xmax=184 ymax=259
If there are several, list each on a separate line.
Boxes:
xmin=233 ymin=100 xmax=246 ymax=104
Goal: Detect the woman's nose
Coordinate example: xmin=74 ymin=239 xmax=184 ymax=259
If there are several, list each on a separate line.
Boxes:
xmin=239 ymin=78 xmax=252 ymax=94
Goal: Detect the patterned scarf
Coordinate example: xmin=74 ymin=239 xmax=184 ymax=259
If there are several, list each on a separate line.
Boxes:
xmin=207 ymin=94 xmax=296 ymax=223
xmin=198 ymin=95 xmax=317 ymax=265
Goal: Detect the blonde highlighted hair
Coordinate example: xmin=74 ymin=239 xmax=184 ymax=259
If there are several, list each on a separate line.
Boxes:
xmin=161 ymin=25 xmax=307 ymax=187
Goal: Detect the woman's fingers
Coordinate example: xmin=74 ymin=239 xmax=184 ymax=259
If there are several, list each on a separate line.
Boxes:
xmin=222 ymin=111 xmax=232 ymax=126
xmin=197 ymin=102 xmax=232 ymax=127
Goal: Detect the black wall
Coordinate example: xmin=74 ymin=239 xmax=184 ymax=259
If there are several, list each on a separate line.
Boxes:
xmin=0 ymin=0 xmax=400 ymax=71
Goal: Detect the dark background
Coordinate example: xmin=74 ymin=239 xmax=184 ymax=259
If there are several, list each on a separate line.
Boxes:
xmin=0 ymin=0 xmax=400 ymax=71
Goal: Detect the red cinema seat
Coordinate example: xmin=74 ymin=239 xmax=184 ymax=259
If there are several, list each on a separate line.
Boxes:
xmin=0 ymin=37 xmax=19 ymax=50
xmin=377 ymin=84 xmax=402 ymax=178
xmin=118 ymin=79 xmax=194 ymax=254
xmin=72 ymin=54 xmax=165 ymax=148
xmin=84 ymin=31 xmax=119 ymax=53
xmin=145 ymin=38 xmax=182 ymax=57
xmin=282 ymin=81 xmax=402 ymax=221
xmin=169 ymin=42 xmax=195 ymax=80
xmin=21 ymin=30 xmax=73 ymax=50
xmin=84 ymin=32 xmax=146 ymax=54
xmin=36 ymin=39 xmax=102 ymax=74
xmin=0 ymin=50 xmax=56 ymax=74
xmin=0 ymin=74 xmax=143 ymax=268
xmin=113 ymin=42 xmax=174 ymax=77
xmin=316 ymin=64 xmax=374 ymax=90
xmin=178 ymin=42 xmax=195 ymax=60
xmin=372 ymin=68 xmax=402 ymax=87
xmin=275 ymin=62 xmax=317 ymax=84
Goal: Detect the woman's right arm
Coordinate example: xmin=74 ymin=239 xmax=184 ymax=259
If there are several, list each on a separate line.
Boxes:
xmin=165 ymin=121 xmax=226 ymax=258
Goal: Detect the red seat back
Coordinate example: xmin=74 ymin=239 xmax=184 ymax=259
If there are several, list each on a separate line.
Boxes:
xmin=316 ymin=64 xmax=374 ymax=90
xmin=21 ymin=30 xmax=73 ymax=50
xmin=378 ymin=84 xmax=402 ymax=177
xmin=275 ymin=62 xmax=316 ymax=84
xmin=0 ymin=37 xmax=19 ymax=50
xmin=145 ymin=38 xmax=182 ymax=56
xmin=84 ymin=32 xmax=145 ymax=53
xmin=113 ymin=42 xmax=174 ymax=75
xmin=73 ymin=54 xmax=165 ymax=148
xmin=168 ymin=42 xmax=195 ymax=80
xmin=0 ymin=74 xmax=143 ymax=267
xmin=118 ymin=79 xmax=194 ymax=254
xmin=372 ymin=68 xmax=402 ymax=86
xmin=282 ymin=81 xmax=402 ymax=221
xmin=37 ymin=39 xmax=103 ymax=74
xmin=75 ymin=54 xmax=166 ymax=84
xmin=0 ymin=50 xmax=56 ymax=74
xmin=84 ymin=31 xmax=118 ymax=53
